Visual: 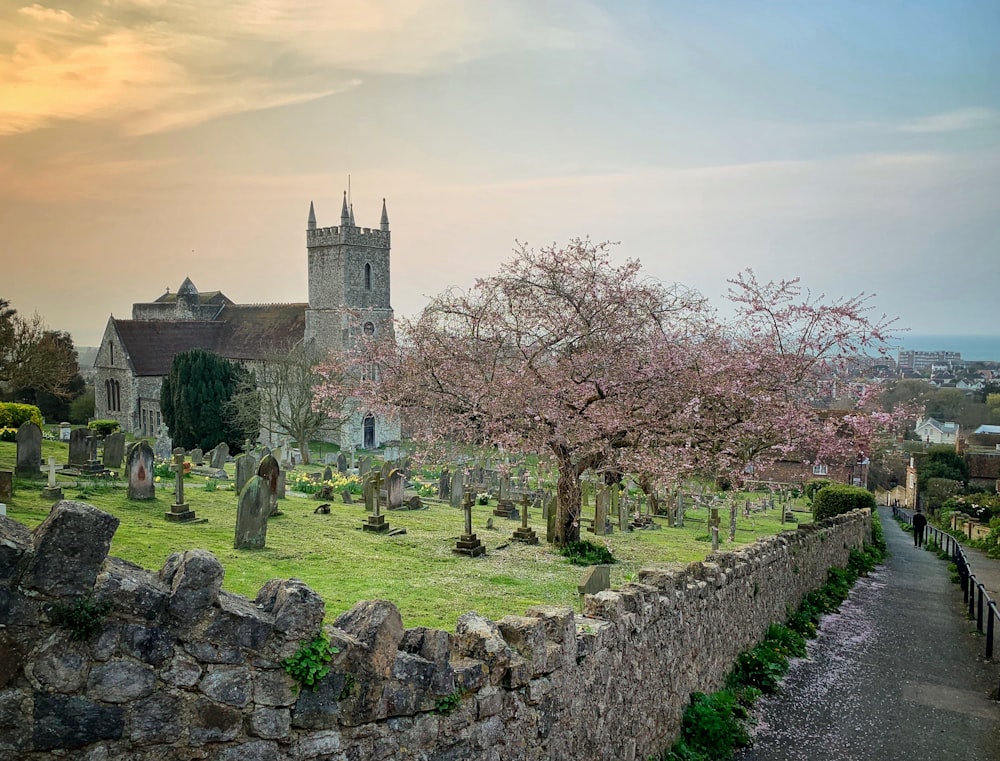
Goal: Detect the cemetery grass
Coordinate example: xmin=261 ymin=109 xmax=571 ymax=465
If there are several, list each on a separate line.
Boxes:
xmin=1 ymin=444 xmax=811 ymax=632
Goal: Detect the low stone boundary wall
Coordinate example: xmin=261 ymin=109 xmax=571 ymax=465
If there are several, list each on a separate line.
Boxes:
xmin=0 ymin=501 xmax=872 ymax=761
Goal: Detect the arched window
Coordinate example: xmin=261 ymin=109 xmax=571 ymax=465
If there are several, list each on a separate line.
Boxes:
xmin=109 ymin=341 xmax=114 ymax=365
xmin=364 ymin=262 xmax=372 ymax=291
xmin=363 ymin=414 xmax=376 ymax=449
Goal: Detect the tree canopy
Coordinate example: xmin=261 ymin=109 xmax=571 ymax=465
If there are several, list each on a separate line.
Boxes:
xmin=161 ymin=349 xmax=257 ymax=452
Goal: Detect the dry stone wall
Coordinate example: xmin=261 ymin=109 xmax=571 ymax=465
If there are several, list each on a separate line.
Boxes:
xmin=0 ymin=501 xmax=872 ymax=761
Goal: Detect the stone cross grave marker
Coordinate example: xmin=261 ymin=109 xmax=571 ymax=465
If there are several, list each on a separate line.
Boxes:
xmin=15 ymin=422 xmax=42 ymax=477
xmin=234 ymin=475 xmax=269 ymax=549
xmin=454 ymin=491 xmax=485 ymax=557
xmin=210 ymin=441 xmax=230 ymax=469
xmin=257 ymin=454 xmax=280 ymax=516
xmin=493 ymin=472 xmax=516 ymax=519
xmin=165 ymin=448 xmax=197 ymax=522
xmin=362 ymin=472 xmax=390 ymax=533
xmin=102 ymin=431 xmax=125 ymax=470
xmin=42 ymin=457 xmax=63 ymax=501
xmin=126 ymin=441 xmax=155 ymax=500
xmin=577 ymin=565 xmax=611 ymax=610
xmin=512 ymin=493 xmax=539 ymax=545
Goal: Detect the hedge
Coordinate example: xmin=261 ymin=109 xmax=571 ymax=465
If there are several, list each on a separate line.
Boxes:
xmin=0 ymin=402 xmax=44 ymax=429
xmin=812 ymin=483 xmax=876 ymax=521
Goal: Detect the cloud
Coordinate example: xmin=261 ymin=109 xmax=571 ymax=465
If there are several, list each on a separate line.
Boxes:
xmin=0 ymin=0 xmax=610 ymax=137
xmin=898 ymin=107 xmax=1000 ymax=134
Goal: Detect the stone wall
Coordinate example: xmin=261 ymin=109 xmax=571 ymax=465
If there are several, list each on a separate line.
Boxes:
xmin=0 ymin=501 xmax=872 ymax=761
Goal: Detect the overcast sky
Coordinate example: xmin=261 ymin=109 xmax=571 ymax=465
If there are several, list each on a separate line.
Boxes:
xmin=2 ymin=0 xmax=998 ymax=348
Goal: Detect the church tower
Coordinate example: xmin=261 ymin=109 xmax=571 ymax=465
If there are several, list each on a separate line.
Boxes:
xmin=305 ymin=193 xmax=399 ymax=448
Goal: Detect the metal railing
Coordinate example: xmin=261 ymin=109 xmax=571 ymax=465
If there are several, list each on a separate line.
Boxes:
xmin=893 ymin=506 xmax=998 ymax=695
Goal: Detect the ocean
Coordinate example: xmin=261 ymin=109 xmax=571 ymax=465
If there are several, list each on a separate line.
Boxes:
xmin=891 ymin=334 xmax=1000 ymax=363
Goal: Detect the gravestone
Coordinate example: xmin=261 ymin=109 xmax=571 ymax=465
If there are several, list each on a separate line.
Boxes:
xmin=68 ymin=428 xmax=91 ymax=467
xmin=342 ymin=490 xmax=354 ymax=504
xmin=165 ymin=448 xmax=197 ymax=522
xmin=729 ymin=503 xmax=738 ymax=542
xmin=102 ymin=431 xmax=125 ymax=470
xmin=337 ymin=452 xmax=348 ymax=474
xmin=126 ymin=441 xmax=155 ymax=500
xmin=234 ymin=475 xmax=269 ymax=549
xmin=589 ymin=486 xmax=610 ymax=536
xmin=0 ymin=471 xmax=13 ymax=502
xmin=277 ymin=469 xmax=286 ymax=499
xmin=363 ymin=473 xmax=377 ymax=513
xmin=359 ymin=457 xmax=371 ymax=477
xmin=323 ymin=465 xmax=333 ymax=482
xmin=619 ymin=493 xmax=630 ymax=532
xmin=235 ymin=453 xmax=259 ymax=494
xmin=438 ymin=467 xmax=450 ymax=500
xmin=257 ymin=454 xmax=280 ymax=516
xmin=15 ymin=422 xmax=42 ymax=477
xmin=191 ymin=448 xmax=204 ymax=466
xmin=546 ymin=495 xmax=557 ymax=543
xmin=59 ymin=422 xmax=72 ymax=441
xmin=386 ymin=468 xmax=405 ymax=509
xmin=512 ymin=494 xmax=539 ymax=544
xmin=42 ymin=457 xmax=63 ymax=500
xmin=154 ymin=425 xmax=172 ymax=460
xmin=362 ymin=472 xmax=390 ymax=533
xmin=454 ymin=491 xmax=485 ymax=557
xmin=450 ymin=470 xmax=465 ymax=508
xmin=577 ymin=565 xmax=611 ymax=609
xmin=211 ymin=441 xmax=230 ymax=469
xmin=493 ymin=473 xmax=516 ymax=519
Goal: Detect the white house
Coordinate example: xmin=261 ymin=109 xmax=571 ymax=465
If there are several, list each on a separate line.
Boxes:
xmin=914 ymin=417 xmax=960 ymax=445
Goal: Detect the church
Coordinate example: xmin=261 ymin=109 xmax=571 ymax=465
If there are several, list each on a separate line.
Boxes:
xmin=93 ymin=194 xmax=400 ymax=451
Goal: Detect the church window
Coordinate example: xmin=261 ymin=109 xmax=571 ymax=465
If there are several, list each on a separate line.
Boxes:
xmin=364 ymin=263 xmax=372 ymax=291
xmin=109 ymin=341 xmax=114 ymax=365
xmin=363 ymin=414 xmax=376 ymax=449
xmin=363 ymin=321 xmax=375 ymax=336
xmin=106 ymin=379 xmax=121 ymax=412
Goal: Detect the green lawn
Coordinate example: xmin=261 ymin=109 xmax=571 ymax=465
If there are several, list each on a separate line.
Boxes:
xmin=1 ymin=441 xmax=810 ymax=631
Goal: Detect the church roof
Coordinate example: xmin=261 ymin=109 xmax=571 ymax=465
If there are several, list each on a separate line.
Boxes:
xmin=113 ymin=303 xmax=307 ymax=376
xmin=152 ymin=289 xmax=232 ymax=306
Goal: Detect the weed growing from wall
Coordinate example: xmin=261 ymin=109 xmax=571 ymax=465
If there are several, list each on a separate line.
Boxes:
xmin=283 ymin=633 xmax=338 ymax=690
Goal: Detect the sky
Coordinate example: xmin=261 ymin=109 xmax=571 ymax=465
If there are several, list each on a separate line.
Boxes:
xmin=2 ymin=0 xmax=999 ymax=349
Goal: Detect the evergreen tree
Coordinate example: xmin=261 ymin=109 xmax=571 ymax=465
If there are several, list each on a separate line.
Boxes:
xmin=160 ymin=349 xmax=257 ymax=451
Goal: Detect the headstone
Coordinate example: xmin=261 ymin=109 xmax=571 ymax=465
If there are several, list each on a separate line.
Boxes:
xmin=729 ymin=504 xmax=738 ymax=542
xmin=165 ymin=449 xmax=197 ymax=522
xmin=234 ymin=475 xmax=269 ymax=549
xmin=546 ymin=495 xmax=557 ymax=543
xmin=407 ymin=495 xmax=423 ymax=510
xmin=126 ymin=441 xmax=155 ymax=500
xmin=59 ymin=422 xmax=72 ymax=442
xmin=438 ymin=467 xmax=451 ymax=500
xmin=102 ymin=431 xmax=125 ymax=469
xmin=454 ymin=491 xmax=485 ymax=557
xmin=257 ymin=455 xmax=280 ymax=516
xmin=341 ymin=490 xmax=354 ymax=504
xmin=512 ymin=494 xmax=539 ymax=544
xmin=577 ymin=565 xmax=611 ymax=609
xmin=15 ymin=422 xmax=43 ymax=477
xmin=235 ymin=453 xmax=259 ymax=494
xmin=359 ymin=457 xmax=371 ymax=477
xmin=363 ymin=473 xmax=377 ymax=513
xmin=154 ymin=424 xmax=172 ymax=460
xmin=386 ymin=468 xmax=405 ymax=509
xmin=619 ymin=493 xmax=630 ymax=532
xmin=191 ymin=448 xmax=204 ymax=466
xmin=450 ymin=470 xmax=465 ymax=508
xmin=674 ymin=492 xmax=685 ymax=528
xmin=493 ymin=472 xmax=516 ymax=519
xmin=211 ymin=441 xmax=230 ymax=469
xmin=42 ymin=457 xmax=63 ymax=500
xmin=362 ymin=472 xmax=390 ymax=533
xmin=69 ymin=427 xmax=90 ymax=467
xmin=337 ymin=452 xmax=348 ymax=474
xmin=323 ymin=465 xmax=333 ymax=482
xmin=0 ymin=471 xmax=13 ymax=502
xmin=277 ymin=469 xmax=286 ymax=499
xmin=589 ymin=486 xmax=610 ymax=536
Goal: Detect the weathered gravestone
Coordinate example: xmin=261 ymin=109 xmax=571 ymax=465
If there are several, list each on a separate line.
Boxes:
xmin=386 ymin=468 xmax=405 ymax=509
xmin=337 ymin=452 xmax=348 ymax=474
xmin=210 ymin=441 xmax=230 ymax=469
xmin=165 ymin=449 xmax=197 ymax=522
xmin=493 ymin=473 xmax=516 ymax=519
xmin=102 ymin=431 xmax=125 ymax=470
xmin=235 ymin=453 xmax=259 ymax=494
xmin=15 ymin=422 xmax=42 ymax=477
xmin=234 ymin=475 xmax=270 ymax=549
xmin=190 ymin=447 xmax=204 ymax=466
xmin=0 ymin=470 xmax=12 ymax=502
xmin=512 ymin=494 xmax=539 ymax=545
xmin=42 ymin=457 xmax=63 ymax=501
xmin=257 ymin=454 xmax=280 ymax=516
xmin=126 ymin=441 xmax=155 ymax=500
xmin=450 ymin=470 xmax=465 ymax=508
xmin=577 ymin=564 xmax=611 ymax=610
xmin=546 ymin=494 xmax=557 ymax=544
xmin=589 ymin=486 xmax=610 ymax=536
xmin=358 ymin=457 xmax=371 ymax=477
xmin=438 ymin=467 xmax=450 ymax=500
xmin=362 ymin=472 xmax=390 ymax=533
xmin=323 ymin=465 xmax=333 ymax=482
xmin=454 ymin=491 xmax=485 ymax=557
xmin=68 ymin=428 xmax=91 ymax=467
xmin=154 ymin=424 xmax=172 ymax=460
xmin=277 ymin=469 xmax=286 ymax=499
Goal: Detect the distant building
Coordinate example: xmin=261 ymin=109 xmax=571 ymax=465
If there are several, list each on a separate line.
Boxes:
xmin=914 ymin=417 xmax=960 ymax=446
xmin=897 ymin=349 xmax=961 ymax=373
xmin=94 ymin=193 xmax=400 ymax=450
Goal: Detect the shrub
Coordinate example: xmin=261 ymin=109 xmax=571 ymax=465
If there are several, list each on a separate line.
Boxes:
xmin=804 ymin=478 xmax=832 ymax=503
xmin=0 ymin=427 xmax=16 ymax=443
xmin=677 ymin=690 xmax=751 ymax=760
xmin=88 ymin=419 xmax=121 ymax=437
xmin=558 ymin=539 xmax=616 ymax=566
xmin=283 ymin=633 xmax=339 ymax=690
xmin=812 ymin=484 xmax=876 ymax=521
xmin=0 ymin=402 xmax=44 ymax=429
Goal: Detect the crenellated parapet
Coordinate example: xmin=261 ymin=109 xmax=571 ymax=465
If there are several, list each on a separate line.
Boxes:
xmin=306 ymin=226 xmax=390 ymax=249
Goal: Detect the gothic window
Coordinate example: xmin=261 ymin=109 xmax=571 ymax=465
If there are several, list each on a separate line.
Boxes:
xmin=106 ymin=380 xmax=112 ymax=411
xmin=109 ymin=341 xmax=114 ymax=365
xmin=364 ymin=262 xmax=372 ymax=291
xmin=106 ymin=379 xmax=121 ymax=412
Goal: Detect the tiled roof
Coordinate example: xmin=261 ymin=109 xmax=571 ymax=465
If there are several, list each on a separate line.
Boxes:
xmin=152 ymin=290 xmax=232 ymax=305
xmin=967 ymin=453 xmax=1000 ymax=479
xmin=114 ymin=303 xmax=307 ymax=376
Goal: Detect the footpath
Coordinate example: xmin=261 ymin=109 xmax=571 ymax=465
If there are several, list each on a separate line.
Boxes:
xmin=734 ymin=507 xmax=1000 ymax=761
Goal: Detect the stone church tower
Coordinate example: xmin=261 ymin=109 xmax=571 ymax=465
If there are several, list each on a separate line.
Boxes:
xmin=305 ymin=193 xmax=399 ymax=449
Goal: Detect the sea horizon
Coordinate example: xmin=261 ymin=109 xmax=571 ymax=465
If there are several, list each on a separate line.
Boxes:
xmin=889 ymin=334 xmax=1000 ymax=363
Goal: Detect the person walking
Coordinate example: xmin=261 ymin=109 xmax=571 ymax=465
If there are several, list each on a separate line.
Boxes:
xmin=912 ymin=509 xmax=927 ymax=548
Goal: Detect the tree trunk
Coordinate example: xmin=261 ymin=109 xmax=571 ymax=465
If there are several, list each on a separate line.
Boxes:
xmin=299 ymin=439 xmax=312 ymax=465
xmin=638 ymin=474 xmax=660 ymax=515
xmin=553 ymin=450 xmax=582 ymax=545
